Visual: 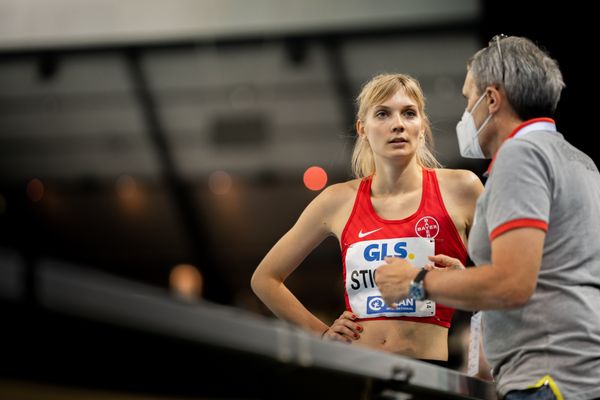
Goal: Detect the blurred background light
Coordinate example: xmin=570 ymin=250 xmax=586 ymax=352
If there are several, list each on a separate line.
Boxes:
xmin=303 ymin=166 xmax=327 ymax=191
xmin=169 ymin=263 xmax=204 ymax=301
xmin=26 ymin=178 xmax=44 ymax=202
xmin=115 ymin=175 xmax=139 ymax=200
xmin=208 ymin=170 xmax=232 ymax=196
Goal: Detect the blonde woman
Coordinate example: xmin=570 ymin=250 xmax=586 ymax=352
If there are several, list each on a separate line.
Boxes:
xmin=251 ymin=73 xmax=483 ymax=365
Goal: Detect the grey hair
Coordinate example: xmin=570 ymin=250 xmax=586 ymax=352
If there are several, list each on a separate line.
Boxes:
xmin=468 ymin=36 xmax=565 ymax=120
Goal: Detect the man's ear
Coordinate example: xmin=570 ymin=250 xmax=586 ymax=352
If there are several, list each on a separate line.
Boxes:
xmin=486 ymin=86 xmax=502 ymax=114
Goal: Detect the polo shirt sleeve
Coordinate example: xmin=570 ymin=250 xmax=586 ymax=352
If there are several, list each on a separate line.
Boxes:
xmin=485 ymin=138 xmax=552 ymax=241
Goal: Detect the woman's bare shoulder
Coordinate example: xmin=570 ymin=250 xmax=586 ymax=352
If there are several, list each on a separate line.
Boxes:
xmin=318 ymin=178 xmax=362 ymax=208
xmin=434 ymin=168 xmax=484 ymax=199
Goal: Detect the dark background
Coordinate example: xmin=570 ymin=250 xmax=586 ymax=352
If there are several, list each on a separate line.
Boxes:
xmin=0 ymin=0 xmax=591 ymax=377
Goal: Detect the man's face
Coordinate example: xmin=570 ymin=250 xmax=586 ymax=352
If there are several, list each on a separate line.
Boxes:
xmin=459 ymin=69 xmax=497 ymax=158
xmin=462 ymin=70 xmax=482 ymax=115
xmin=465 ymin=71 xmax=493 ymax=125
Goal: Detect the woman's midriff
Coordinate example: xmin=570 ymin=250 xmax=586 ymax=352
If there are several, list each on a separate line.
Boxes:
xmin=355 ymin=319 xmax=448 ymax=360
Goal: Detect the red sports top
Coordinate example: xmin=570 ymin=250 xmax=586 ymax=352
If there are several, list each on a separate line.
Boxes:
xmin=340 ymin=168 xmax=467 ymax=328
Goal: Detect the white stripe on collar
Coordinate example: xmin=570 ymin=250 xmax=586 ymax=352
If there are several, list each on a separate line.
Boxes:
xmin=514 ymin=121 xmax=557 ymax=138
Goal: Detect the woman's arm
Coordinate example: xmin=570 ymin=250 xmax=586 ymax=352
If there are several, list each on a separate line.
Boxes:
xmin=250 ymin=184 xmax=348 ymax=335
xmin=436 ymin=169 xmax=484 ymax=240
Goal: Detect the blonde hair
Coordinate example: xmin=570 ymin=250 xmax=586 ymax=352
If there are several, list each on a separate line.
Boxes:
xmin=351 ymin=73 xmax=441 ymax=178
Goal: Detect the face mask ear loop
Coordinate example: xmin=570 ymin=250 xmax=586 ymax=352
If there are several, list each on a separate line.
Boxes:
xmin=471 ymin=91 xmax=493 ymax=136
xmin=473 ymin=113 xmax=493 ymax=144
xmin=469 ymin=91 xmax=488 ymax=116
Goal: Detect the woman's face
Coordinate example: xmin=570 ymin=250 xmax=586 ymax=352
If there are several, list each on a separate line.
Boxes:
xmin=358 ymin=89 xmax=424 ymax=162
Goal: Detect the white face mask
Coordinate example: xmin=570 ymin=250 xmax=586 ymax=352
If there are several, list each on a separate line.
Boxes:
xmin=456 ymin=92 xmax=492 ymax=159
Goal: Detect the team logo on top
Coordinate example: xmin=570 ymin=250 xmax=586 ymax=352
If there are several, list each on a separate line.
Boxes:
xmin=415 ymin=216 xmax=439 ymax=238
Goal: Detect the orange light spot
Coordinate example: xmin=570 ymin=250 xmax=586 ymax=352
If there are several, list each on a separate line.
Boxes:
xmin=209 ymin=170 xmax=232 ymax=195
xmin=116 ymin=175 xmax=138 ymax=200
xmin=303 ymin=166 xmax=327 ymax=191
xmin=169 ymin=264 xmax=204 ymax=301
xmin=26 ymin=179 xmax=44 ymax=202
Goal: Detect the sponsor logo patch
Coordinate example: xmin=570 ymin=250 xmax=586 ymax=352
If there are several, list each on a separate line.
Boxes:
xmin=366 ymin=295 xmax=416 ymax=314
xmin=415 ymin=216 xmax=440 ymax=238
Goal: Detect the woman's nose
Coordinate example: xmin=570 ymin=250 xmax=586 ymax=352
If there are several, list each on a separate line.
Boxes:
xmin=391 ymin=113 xmax=404 ymax=132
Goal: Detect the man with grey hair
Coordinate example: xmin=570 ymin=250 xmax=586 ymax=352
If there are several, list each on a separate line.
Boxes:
xmin=375 ymin=35 xmax=600 ymax=399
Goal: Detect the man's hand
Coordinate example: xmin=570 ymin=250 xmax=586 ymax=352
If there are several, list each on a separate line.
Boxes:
xmin=374 ymin=256 xmax=419 ymax=307
xmin=425 ymin=254 xmax=465 ymax=271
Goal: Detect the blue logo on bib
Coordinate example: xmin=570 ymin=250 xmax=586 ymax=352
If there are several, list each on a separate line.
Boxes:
xmin=366 ymin=296 xmax=416 ymax=314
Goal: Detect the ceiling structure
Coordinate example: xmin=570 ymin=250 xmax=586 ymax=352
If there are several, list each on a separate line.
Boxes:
xmin=0 ymin=0 xmax=478 ymax=50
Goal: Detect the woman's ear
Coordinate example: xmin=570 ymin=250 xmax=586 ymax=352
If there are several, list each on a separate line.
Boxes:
xmin=356 ymin=120 xmax=365 ymax=138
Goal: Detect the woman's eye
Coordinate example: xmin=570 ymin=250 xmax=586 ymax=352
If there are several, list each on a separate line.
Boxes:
xmin=375 ymin=111 xmax=387 ymax=118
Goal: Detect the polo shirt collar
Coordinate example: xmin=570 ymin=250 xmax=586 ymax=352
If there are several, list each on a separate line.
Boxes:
xmin=484 ymin=118 xmax=556 ymax=177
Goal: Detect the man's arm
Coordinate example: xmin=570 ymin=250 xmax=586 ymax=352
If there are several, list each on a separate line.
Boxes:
xmin=376 ymin=227 xmax=545 ymax=311
xmin=425 ymin=227 xmax=544 ymax=310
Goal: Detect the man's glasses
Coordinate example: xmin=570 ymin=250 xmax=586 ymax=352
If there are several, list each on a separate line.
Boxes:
xmin=489 ymin=34 xmax=508 ymax=83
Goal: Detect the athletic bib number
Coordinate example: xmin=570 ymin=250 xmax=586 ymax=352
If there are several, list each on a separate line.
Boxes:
xmin=345 ymin=237 xmax=435 ymax=318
